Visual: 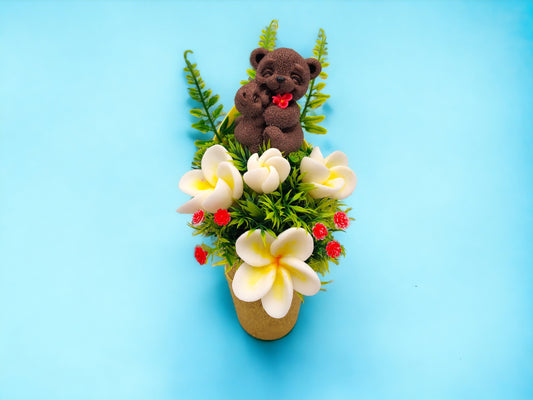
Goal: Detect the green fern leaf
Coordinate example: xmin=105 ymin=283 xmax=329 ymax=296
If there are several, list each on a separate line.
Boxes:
xmin=258 ymin=20 xmax=279 ymax=50
xmin=309 ymin=98 xmax=328 ymax=109
xmin=183 ymin=50 xmax=225 ymax=142
xmin=190 ymin=109 xmax=205 ymax=118
xmin=302 ymin=115 xmax=325 ymax=124
xmin=303 ymin=124 xmax=327 ymax=134
xmin=300 ymin=28 xmax=330 ymax=134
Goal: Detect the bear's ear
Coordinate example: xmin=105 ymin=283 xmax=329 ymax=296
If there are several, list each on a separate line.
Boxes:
xmin=250 ymin=48 xmax=269 ymax=69
xmin=306 ymin=58 xmax=322 ymax=79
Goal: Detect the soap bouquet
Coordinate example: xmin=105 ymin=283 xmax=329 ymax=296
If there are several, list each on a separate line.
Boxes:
xmin=177 ymin=21 xmax=357 ymax=340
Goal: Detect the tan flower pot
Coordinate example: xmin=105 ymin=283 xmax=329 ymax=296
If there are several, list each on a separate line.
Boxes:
xmin=225 ymin=266 xmax=301 ymax=341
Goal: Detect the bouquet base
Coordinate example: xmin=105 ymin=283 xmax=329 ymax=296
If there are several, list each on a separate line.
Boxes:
xmin=226 ymin=266 xmax=301 ymax=341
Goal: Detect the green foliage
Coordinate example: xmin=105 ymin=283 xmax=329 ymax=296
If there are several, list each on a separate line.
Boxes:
xmin=239 ymin=69 xmax=256 ymax=86
xmin=189 ymin=137 xmax=350 ymax=276
xmin=191 ymin=139 xmax=214 ymax=169
xmin=184 ymin=50 xmax=225 ymax=142
xmin=300 ymin=29 xmax=330 ymax=135
xmin=240 ymin=20 xmax=278 ymax=85
xmin=225 ymin=133 xmax=251 ymax=172
xmin=259 ymin=19 xmax=279 ymax=51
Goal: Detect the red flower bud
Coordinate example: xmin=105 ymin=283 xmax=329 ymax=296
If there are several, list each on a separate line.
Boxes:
xmin=326 ymin=240 xmax=342 ymax=258
xmin=194 ymin=246 xmax=208 ymax=265
xmin=312 ymin=223 xmax=328 ymax=240
xmin=214 ymin=209 xmax=231 ymax=226
xmin=192 ymin=210 xmax=205 ymax=225
xmin=334 ymin=211 xmax=350 ymax=230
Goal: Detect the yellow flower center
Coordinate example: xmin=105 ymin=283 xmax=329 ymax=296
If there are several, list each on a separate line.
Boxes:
xmin=271 ymin=255 xmax=283 ymax=269
xmin=194 ymin=179 xmax=213 ymax=191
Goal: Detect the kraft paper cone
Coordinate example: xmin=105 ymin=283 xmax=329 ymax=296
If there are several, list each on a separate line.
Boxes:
xmin=226 ymin=266 xmax=301 ymax=341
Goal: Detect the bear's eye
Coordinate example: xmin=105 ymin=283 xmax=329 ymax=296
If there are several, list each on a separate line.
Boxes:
xmin=262 ymin=69 xmax=273 ymax=78
xmin=291 ymin=74 xmax=302 ymax=85
xmin=252 ymin=94 xmax=258 ymax=102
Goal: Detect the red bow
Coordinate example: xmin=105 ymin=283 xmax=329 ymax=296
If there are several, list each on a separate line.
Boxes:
xmin=272 ymin=93 xmax=293 ymax=109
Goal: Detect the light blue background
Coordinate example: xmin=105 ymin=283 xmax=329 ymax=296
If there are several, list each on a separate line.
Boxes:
xmin=1 ymin=1 xmax=532 ymax=399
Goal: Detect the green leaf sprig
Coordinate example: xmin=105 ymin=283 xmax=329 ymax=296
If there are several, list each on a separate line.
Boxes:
xmin=300 ymin=29 xmax=330 ymax=135
xmin=241 ymin=19 xmax=279 ymax=85
xmin=259 ymin=19 xmax=279 ymax=50
xmin=184 ymin=50 xmax=225 ymax=142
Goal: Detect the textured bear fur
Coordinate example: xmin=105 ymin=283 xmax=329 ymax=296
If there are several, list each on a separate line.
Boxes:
xmin=234 ymin=47 xmax=322 ymax=155
xmin=234 ymin=81 xmax=270 ymax=154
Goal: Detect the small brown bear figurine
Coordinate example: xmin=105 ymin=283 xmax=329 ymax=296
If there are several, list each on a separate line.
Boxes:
xmin=234 ymin=81 xmax=270 ymax=154
xmin=234 ymin=47 xmax=322 ymax=155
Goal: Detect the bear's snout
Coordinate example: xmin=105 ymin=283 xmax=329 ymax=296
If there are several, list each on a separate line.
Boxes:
xmin=264 ymin=77 xmax=295 ymax=96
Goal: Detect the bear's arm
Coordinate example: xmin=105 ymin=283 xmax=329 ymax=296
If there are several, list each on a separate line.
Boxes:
xmin=264 ymin=102 xmax=300 ymax=129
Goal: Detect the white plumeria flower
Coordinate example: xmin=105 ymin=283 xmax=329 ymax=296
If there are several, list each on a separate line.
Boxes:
xmin=177 ymin=144 xmax=243 ymax=213
xmin=232 ymin=228 xmax=321 ymax=319
xmin=243 ymin=148 xmax=290 ymax=194
xmin=300 ymin=147 xmax=357 ymax=199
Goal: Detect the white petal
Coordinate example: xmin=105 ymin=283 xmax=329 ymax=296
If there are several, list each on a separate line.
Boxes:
xmin=301 ymin=156 xmax=330 ymax=184
xmin=329 ymin=166 xmax=357 ymax=199
xmin=270 ymin=227 xmax=314 ymax=261
xmin=281 ymin=256 xmax=321 ymax=296
xmin=176 ymin=190 xmax=212 ymax=213
xmin=247 ymin=153 xmax=260 ymax=170
xmin=308 ymin=180 xmax=344 ymax=199
xmin=309 ymin=146 xmax=324 ymax=161
xmin=202 ymin=178 xmax=233 ymax=213
xmin=324 ymin=177 xmax=345 ymax=190
xmin=232 ymin=263 xmax=276 ymax=302
xmin=201 ymin=145 xmax=231 ymax=186
xmin=265 ymin=156 xmax=290 ymax=182
xmin=243 ymin=167 xmax=269 ymax=193
xmin=324 ymin=151 xmax=349 ymax=168
xmin=235 ymin=230 xmax=275 ymax=267
xmin=217 ymin=161 xmax=243 ymax=200
xmin=261 ymin=168 xmax=280 ymax=194
xmin=179 ymin=170 xmax=211 ymax=196
xmin=261 ymin=267 xmax=294 ymax=319
xmin=259 ymin=148 xmax=283 ymax=164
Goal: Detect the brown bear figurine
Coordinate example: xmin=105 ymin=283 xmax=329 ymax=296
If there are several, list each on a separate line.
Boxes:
xmin=234 ymin=47 xmax=322 ymax=155
xmin=234 ymin=81 xmax=270 ymax=154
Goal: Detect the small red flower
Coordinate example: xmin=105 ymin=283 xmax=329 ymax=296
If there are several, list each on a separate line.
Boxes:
xmin=192 ymin=210 xmax=205 ymax=225
xmin=312 ymin=223 xmax=328 ymax=240
xmin=272 ymin=93 xmax=293 ymax=109
xmin=326 ymin=240 xmax=342 ymax=259
xmin=334 ymin=211 xmax=350 ymax=230
xmin=194 ymin=246 xmax=208 ymax=265
xmin=213 ymin=209 xmax=231 ymax=226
